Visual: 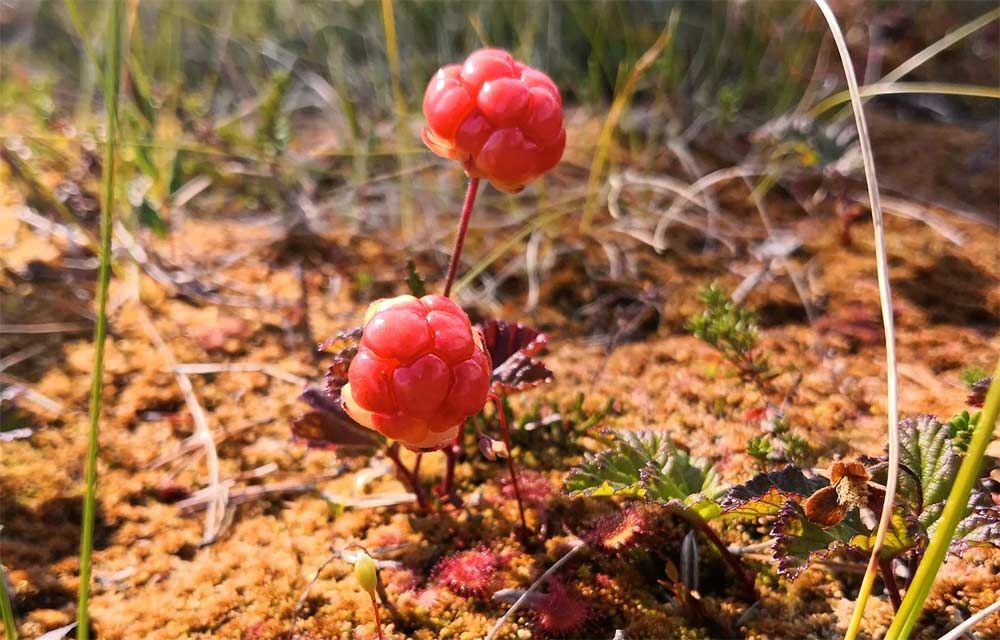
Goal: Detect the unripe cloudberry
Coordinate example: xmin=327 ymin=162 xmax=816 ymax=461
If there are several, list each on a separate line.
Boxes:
xmin=341 ymin=294 xmax=492 ymax=451
xmin=422 ymin=48 xmax=566 ymax=192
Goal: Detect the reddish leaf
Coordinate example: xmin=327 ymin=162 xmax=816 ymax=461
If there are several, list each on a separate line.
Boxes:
xmin=478 ymin=319 xmax=548 ymax=364
xmin=477 ymin=319 xmax=553 ymax=394
xmin=292 ymin=388 xmax=379 ymax=450
xmin=492 ymin=351 xmax=554 ymax=394
xmin=969 ymin=377 xmax=991 ymax=408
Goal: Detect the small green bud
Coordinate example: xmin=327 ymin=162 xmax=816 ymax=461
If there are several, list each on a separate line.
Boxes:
xmin=354 ymin=552 xmax=378 ymax=596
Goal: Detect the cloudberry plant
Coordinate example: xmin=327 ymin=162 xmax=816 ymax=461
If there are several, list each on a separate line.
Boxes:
xmin=341 ymin=294 xmax=492 ymax=451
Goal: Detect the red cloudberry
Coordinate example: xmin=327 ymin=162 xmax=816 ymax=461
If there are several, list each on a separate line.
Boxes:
xmin=341 ymin=294 xmax=492 ymax=451
xmin=422 ymin=48 xmax=566 ymax=192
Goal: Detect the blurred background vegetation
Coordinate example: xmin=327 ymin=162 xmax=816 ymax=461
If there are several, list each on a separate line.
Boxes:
xmin=1 ymin=0 xmax=997 ymax=274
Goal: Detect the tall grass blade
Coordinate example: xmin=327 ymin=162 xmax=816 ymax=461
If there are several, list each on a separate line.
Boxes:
xmin=0 ymin=560 xmax=16 ymax=639
xmin=811 ymin=3 xmax=900 ymax=639
xmin=76 ymin=0 xmax=123 ymax=637
xmin=887 ymin=361 xmax=1000 ymax=639
xmin=581 ymin=8 xmax=679 ymax=232
xmin=380 ymin=0 xmax=414 ymax=239
xmin=810 ymin=82 xmax=1000 ymax=119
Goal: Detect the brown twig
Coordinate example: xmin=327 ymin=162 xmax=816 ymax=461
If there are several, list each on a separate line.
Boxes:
xmin=138 ymin=310 xmax=226 ymax=544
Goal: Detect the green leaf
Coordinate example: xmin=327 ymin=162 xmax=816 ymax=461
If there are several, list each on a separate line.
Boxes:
xmin=895 ymin=415 xmax=961 ymax=527
xmin=564 ymin=430 xmax=725 ymax=518
xmin=137 ymin=199 xmax=168 ymax=237
xmin=771 ymin=503 xmax=918 ymax=579
xmin=720 ymin=466 xmax=829 ymax=519
xmin=953 ymin=503 xmax=1000 ymax=555
xmin=404 ymin=259 xmax=426 ymax=297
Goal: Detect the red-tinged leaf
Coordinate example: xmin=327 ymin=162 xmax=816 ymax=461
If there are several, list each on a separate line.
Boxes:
xmin=721 ymin=466 xmax=829 ymax=518
xmin=154 ymin=483 xmax=191 ymax=503
xmin=492 ymin=351 xmax=554 ymax=394
xmin=952 ymin=503 xmax=1000 ymax=556
xmin=478 ymin=319 xmax=548 ymax=364
xmin=969 ymin=376 xmax=991 ymax=408
xmin=324 ymin=345 xmax=357 ymax=395
xmin=317 ymin=326 xmax=362 ymax=353
xmin=815 ymin=302 xmax=884 ymax=345
xmin=477 ymin=318 xmax=553 ymax=394
xmin=292 ymin=388 xmax=380 ymax=450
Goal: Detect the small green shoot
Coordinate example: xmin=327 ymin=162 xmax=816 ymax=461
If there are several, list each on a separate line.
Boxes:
xmin=687 ymin=283 xmax=774 ymax=387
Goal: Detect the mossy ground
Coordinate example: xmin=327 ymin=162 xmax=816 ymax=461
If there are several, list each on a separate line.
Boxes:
xmin=2 ymin=111 xmax=998 ymax=639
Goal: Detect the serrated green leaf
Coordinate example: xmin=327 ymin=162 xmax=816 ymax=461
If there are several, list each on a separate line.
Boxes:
xmin=897 ymin=416 xmax=961 ymax=514
xmin=720 ymin=466 xmax=829 ymax=519
xmin=771 ymin=503 xmax=918 ymax=579
xmin=951 ymin=493 xmax=1000 ymax=556
xmin=848 ymin=512 xmax=921 ymax=557
xmin=564 ymin=430 xmax=724 ymax=518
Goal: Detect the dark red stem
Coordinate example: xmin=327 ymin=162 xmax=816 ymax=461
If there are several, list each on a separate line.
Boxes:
xmin=370 ymin=594 xmax=385 ymax=640
xmin=879 ymin=558 xmax=902 ymax=611
xmin=386 ymin=443 xmax=430 ymax=512
xmin=442 ymin=176 xmax=481 ymax=297
xmin=490 ymin=393 xmax=528 ymax=535
xmin=437 ymin=430 xmax=462 ymax=504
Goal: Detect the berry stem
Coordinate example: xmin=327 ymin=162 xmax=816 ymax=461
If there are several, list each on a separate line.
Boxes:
xmin=490 ymin=393 xmax=528 ymax=535
xmin=370 ymin=593 xmax=385 ymax=640
xmin=442 ymin=176 xmax=481 ymax=297
xmin=437 ymin=431 xmax=462 ymax=503
xmin=386 ymin=443 xmax=430 ymax=511
xmin=879 ymin=558 xmax=902 ymax=611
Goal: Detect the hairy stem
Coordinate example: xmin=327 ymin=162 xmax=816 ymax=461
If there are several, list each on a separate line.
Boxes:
xmin=437 ymin=432 xmax=462 ymax=504
xmin=442 ymin=177 xmax=480 ymax=297
xmin=490 ymin=394 xmax=528 ymax=535
xmin=77 ymin=2 xmax=122 ymax=637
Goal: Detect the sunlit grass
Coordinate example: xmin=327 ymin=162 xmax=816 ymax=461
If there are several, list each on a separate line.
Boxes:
xmin=75 ymin=0 xmax=123 ymax=638
xmin=0 ymin=560 xmax=16 ymax=639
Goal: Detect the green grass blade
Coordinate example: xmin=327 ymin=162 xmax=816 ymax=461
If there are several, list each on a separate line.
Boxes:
xmin=76 ymin=0 xmax=123 ymax=638
xmin=887 ymin=359 xmax=1000 ymax=639
xmin=0 ymin=561 xmax=16 ymax=640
